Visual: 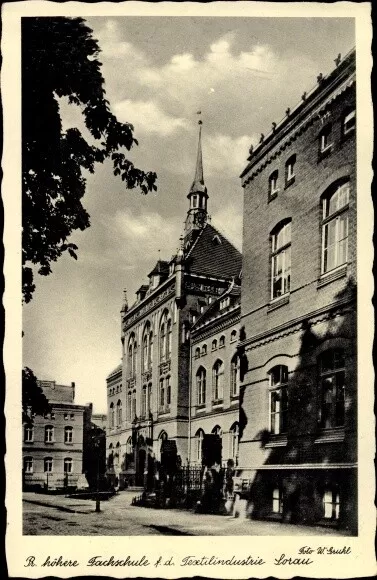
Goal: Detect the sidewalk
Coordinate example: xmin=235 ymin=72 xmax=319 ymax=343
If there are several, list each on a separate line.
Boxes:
xmin=23 ymin=491 xmax=351 ymax=536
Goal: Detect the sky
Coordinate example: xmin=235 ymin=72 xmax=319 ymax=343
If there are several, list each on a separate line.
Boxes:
xmin=22 ymin=16 xmax=355 ymax=413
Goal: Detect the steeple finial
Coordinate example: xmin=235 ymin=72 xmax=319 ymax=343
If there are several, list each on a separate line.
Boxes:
xmin=190 ymin=113 xmax=207 ymax=194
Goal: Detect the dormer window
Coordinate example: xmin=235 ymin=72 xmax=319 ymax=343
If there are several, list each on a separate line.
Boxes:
xmin=212 ymin=234 xmax=221 ymax=246
xmin=220 ymin=296 xmax=230 ymax=310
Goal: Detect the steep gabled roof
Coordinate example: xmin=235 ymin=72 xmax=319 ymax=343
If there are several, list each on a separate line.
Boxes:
xmin=148 ymin=260 xmax=169 ymax=277
xmin=106 ymin=363 xmax=122 ymax=380
xmin=185 ymin=223 xmax=242 ymax=279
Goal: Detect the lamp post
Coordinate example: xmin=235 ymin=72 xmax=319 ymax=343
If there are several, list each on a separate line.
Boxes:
xmin=94 ymin=433 xmax=101 ymax=512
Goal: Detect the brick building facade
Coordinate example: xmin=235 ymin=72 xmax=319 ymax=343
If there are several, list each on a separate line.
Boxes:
xmin=106 ymin=125 xmax=242 ymax=488
xmin=238 ymin=49 xmax=357 ymax=531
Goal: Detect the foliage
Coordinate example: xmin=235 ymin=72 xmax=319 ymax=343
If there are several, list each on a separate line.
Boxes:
xmin=22 ymin=367 xmax=51 ymax=424
xmin=22 ymin=17 xmax=157 ymax=302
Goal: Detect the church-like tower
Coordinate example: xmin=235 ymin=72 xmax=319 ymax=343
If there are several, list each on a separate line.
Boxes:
xmin=184 ymin=121 xmax=208 ymax=238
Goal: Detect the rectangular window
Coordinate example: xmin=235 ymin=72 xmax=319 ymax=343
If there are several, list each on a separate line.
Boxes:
xmin=44 ymin=458 xmax=53 ymax=473
xmin=320 ymin=125 xmax=332 ymax=152
xmin=45 ymin=426 xmax=54 ymax=443
xmin=64 ymin=458 xmax=73 ymax=473
xmin=24 ymin=457 xmax=33 ymax=473
xmin=24 ymin=426 xmax=34 ymax=442
xmin=319 ymin=350 xmax=346 ymax=429
xmin=270 ymin=388 xmax=288 ymax=434
xmin=343 ymin=110 xmax=355 ymax=135
xmin=64 ymin=427 xmax=73 ymax=443
xmin=272 ymin=487 xmax=283 ymax=514
xmin=323 ymin=489 xmax=340 ymax=519
xmin=271 ymin=222 xmax=291 ymax=299
xmin=321 ymin=183 xmax=349 ymax=274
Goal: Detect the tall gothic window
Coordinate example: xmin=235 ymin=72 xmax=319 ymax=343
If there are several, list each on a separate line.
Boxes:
xmin=196 ymin=367 xmax=206 ymax=406
xmin=318 ymin=349 xmax=346 ymax=429
xmin=128 ymin=333 xmax=137 ymax=377
xmin=142 ymin=322 xmax=153 ymax=371
xmin=117 ymin=400 xmax=122 ymax=426
xmin=230 ymin=354 xmax=240 ymax=397
xmin=269 ymin=365 xmax=289 ymax=435
xmin=271 ymin=220 xmax=291 ymax=299
xmin=195 ymin=429 xmax=204 ymax=463
xmin=229 ymin=422 xmax=239 ymax=460
xmin=212 ymin=360 xmax=224 ymax=402
xmin=110 ymin=402 xmax=115 ymax=428
xmin=141 ymin=386 xmax=147 ymax=418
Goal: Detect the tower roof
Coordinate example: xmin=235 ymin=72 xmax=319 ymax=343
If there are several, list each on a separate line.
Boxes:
xmin=189 ymin=123 xmax=207 ymax=196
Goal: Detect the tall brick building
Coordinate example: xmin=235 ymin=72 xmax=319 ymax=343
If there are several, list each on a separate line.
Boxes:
xmin=238 ymin=49 xmax=357 ymax=531
xmin=106 ymin=124 xmax=242 ymax=487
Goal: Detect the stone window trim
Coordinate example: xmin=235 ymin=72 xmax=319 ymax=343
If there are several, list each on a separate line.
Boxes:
xmin=317 ymin=263 xmax=347 ymax=289
xmin=267 ymin=293 xmax=290 ymax=313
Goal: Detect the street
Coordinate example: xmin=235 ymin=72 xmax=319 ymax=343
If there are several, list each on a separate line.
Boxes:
xmin=23 ymin=491 xmax=351 ymax=536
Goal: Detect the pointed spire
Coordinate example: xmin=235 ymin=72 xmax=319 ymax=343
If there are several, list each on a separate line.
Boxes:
xmin=190 ymin=118 xmax=207 ymax=195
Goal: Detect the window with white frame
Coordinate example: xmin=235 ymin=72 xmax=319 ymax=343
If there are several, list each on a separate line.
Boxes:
xmin=141 ymin=386 xmax=147 ymax=418
xmin=321 ymin=181 xmax=349 ymax=274
xmin=24 ymin=456 xmax=33 ymax=474
xmin=212 ymin=360 xmax=224 ymax=402
xmin=45 ymin=425 xmax=54 ymax=443
xmin=195 ymin=429 xmax=204 ymax=463
xmin=269 ymin=170 xmax=279 ymax=198
xmin=64 ymin=457 xmax=73 ymax=473
xmin=229 ymin=423 xmax=239 ymax=460
xmin=24 ymin=425 xmax=34 ymax=442
xmin=160 ymin=311 xmax=171 ymax=363
xmin=271 ymin=221 xmax=291 ymax=299
xmin=319 ymin=124 xmax=332 ymax=152
xmin=230 ymin=354 xmax=240 ymax=397
xmin=343 ymin=109 xmax=355 ymax=135
xmin=196 ymin=367 xmax=206 ymax=406
xmin=159 ymin=378 xmax=165 ymax=410
xmin=323 ymin=488 xmax=340 ymax=519
xmin=64 ymin=426 xmax=73 ymax=443
xmin=166 ymin=376 xmax=171 ymax=407
xmin=269 ymin=365 xmax=289 ymax=435
xmin=272 ymin=486 xmax=284 ymax=514
xmin=128 ymin=333 xmax=137 ymax=377
xmin=318 ymin=349 xmax=345 ymax=429
xmin=285 ymin=155 xmax=296 ymax=184
xmin=44 ymin=457 xmax=53 ymax=473
xmin=117 ymin=400 xmax=122 ymax=426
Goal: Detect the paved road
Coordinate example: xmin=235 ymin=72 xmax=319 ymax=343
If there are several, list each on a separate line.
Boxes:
xmin=23 ymin=491 xmax=350 ymax=536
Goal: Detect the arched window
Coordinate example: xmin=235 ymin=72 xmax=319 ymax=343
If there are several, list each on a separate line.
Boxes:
xmin=128 ymin=333 xmax=137 ymax=377
xmin=285 ymin=154 xmax=296 ymax=185
xmin=212 ymin=425 xmax=222 ymax=437
xmin=230 ymin=354 xmax=240 ymax=397
xmin=196 ymin=367 xmax=206 ymax=406
xmin=318 ymin=349 xmax=345 ymax=429
xmin=160 ymin=312 xmax=167 ymax=363
xmin=64 ymin=426 xmax=73 ymax=443
xmin=45 ymin=425 xmax=54 ymax=443
xmin=115 ymin=441 xmax=121 ymax=466
xmin=110 ymin=402 xmax=115 ymax=428
xmin=23 ymin=456 xmax=33 ymax=474
xmin=219 ymin=335 xmax=225 ymax=348
xmin=159 ymin=378 xmax=165 ymax=411
xmin=167 ymin=319 xmax=172 ymax=360
xmin=229 ymin=422 xmax=239 ymax=460
xmin=212 ymin=360 xmax=224 ymax=402
xmin=271 ymin=220 xmax=291 ymax=299
xmin=141 ymin=386 xmax=147 ymax=418
xmin=108 ymin=444 xmax=114 ymax=468
xmin=166 ymin=376 xmax=171 ymax=408
xmin=230 ymin=329 xmax=237 ymax=343
xmin=142 ymin=322 xmax=153 ymax=371
xmin=127 ymin=391 xmax=132 ymax=421
xmin=195 ymin=347 xmax=201 ymax=359
xmin=212 ymin=339 xmax=217 ymax=351
xmin=132 ymin=390 xmax=137 ymax=420
xmin=321 ymin=181 xmax=349 ymax=274
xmin=201 ymin=344 xmax=207 ymax=356
xmin=117 ymin=400 xmax=122 ymax=426
xmin=195 ymin=429 xmax=205 ymax=463
xmin=126 ymin=436 xmax=132 ymax=455
xmin=269 ymin=169 xmax=279 ymax=199
xmin=64 ymin=457 xmax=73 ymax=473
xmin=269 ymin=365 xmax=289 ymax=435
xmin=24 ymin=425 xmax=34 ymax=442
xmin=44 ymin=457 xmax=53 ymax=473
